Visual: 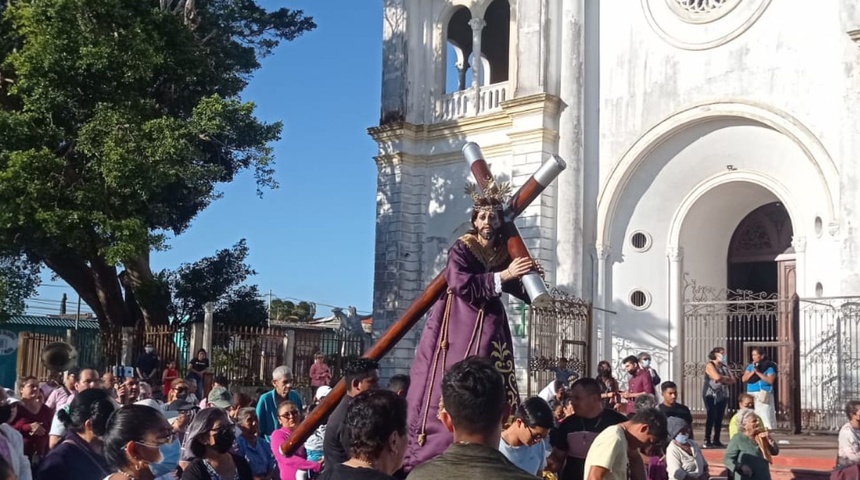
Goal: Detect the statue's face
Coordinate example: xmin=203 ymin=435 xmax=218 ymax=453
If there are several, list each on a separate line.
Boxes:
xmin=473 ymin=210 xmax=501 ymax=240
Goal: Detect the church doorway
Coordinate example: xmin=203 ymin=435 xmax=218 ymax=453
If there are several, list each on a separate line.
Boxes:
xmin=683 ymin=201 xmax=798 ymax=430
xmin=724 ymin=202 xmax=795 ymax=429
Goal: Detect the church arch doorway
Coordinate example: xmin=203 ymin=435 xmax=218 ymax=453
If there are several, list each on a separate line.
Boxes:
xmin=682 ymin=195 xmax=799 ymax=431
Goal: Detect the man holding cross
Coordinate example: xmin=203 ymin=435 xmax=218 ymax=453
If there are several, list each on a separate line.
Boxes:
xmin=403 ymin=177 xmax=536 ymax=471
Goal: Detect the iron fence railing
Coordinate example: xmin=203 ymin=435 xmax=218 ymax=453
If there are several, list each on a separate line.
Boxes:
xmin=797 ymin=296 xmax=860 ymax=431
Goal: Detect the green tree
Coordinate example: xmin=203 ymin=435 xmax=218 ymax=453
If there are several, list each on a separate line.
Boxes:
xmin=164 ymin=239 xmax=266 ymax=327
xmin=0 ymin=1 xmax=314 ymax=345
xmin=270 ymin=298 xmax=315 ymax=322
xmin=0 ymin=253 xmax=40 ymax=321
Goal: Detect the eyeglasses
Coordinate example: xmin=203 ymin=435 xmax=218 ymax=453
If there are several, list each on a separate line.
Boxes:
xmin=279 ymin=410 xmax=300 ymax=418
xmin=135 ymin=431 xmax=176 ymax=448
xmin=526 ymin=427 xmax=547 ymax=444
xmin=173 ymin=387 xmax=188 ymax=392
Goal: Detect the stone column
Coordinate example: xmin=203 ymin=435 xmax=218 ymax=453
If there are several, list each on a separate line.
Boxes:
xmin=595 ymin=244 xmax=612 ymax=363
xmin=667 ymin=246 xmax=684 ymax=381
xmin=468 ymin=17 xmax=486 ymax=111
xmin=792 ymin=236 xmax=807 ymax=297
xmin=555 ymin=0 xmax=585 ymax=296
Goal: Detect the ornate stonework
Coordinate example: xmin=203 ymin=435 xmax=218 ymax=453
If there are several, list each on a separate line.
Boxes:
xmin=642 ymin=0 xmax=772 ymax=50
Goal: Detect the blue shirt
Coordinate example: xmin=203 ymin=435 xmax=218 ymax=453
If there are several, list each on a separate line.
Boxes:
xmin=745 ymin=363 xmax=775 ymax=392
xmin=256 ymin=389 xmax=304 ymax=440
xmin=236 ymin=435 xmax=274 ymax=476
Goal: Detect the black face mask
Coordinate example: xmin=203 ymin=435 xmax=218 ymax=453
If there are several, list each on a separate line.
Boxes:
xmin=212 ymin=427 xmax=235 ymax=453
xmin=0 ymin=404 xmax=11 ymax=425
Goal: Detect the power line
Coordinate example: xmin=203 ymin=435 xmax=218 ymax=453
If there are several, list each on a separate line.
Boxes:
xmin=270 ymin=295 xmax=371 ymax=315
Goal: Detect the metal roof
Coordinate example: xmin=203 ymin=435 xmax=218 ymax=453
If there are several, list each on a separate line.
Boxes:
xmin=2 ymin=315 xmax=100 ymax=330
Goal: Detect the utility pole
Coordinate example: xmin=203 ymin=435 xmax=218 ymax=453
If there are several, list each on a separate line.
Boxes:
xmin=75 ymin=296 xmax=81 ymax=331
xmin=267 ymin=289 xmax=273 ymax=327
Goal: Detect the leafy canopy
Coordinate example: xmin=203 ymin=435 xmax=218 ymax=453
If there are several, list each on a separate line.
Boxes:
xmin=0 ymin=0 xmax=314 ymax=328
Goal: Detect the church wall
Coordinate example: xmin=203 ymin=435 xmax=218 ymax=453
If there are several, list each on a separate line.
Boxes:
xmin=598 ymin=1 xmax=860 ymax=298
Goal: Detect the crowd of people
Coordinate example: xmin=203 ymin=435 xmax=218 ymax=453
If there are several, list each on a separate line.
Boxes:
xmin=0 ymin=342 xmax=856 ymax=480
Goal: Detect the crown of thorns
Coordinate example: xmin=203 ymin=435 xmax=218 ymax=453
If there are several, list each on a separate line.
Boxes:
xmin=465 ymin=178 xmax=511 ymax=212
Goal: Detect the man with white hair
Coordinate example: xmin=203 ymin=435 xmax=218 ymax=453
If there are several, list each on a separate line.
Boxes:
xmin=257 ymin=365 xmax=304 ymax=440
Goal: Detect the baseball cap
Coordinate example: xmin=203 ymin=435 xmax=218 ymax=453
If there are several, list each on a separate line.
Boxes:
xmin=207 ymin=386 xmax=233 ymax=409
xmin=315 ymin=386 xmax=332 ymax=401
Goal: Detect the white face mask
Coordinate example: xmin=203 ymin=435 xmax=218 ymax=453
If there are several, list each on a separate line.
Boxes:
xmin=641 ymin=359 xmax=651 ymax=368
xmin=716 ymin=353 xmax=724 ymax=362
xmin=145 ymin=347 xmax=153 ymax=354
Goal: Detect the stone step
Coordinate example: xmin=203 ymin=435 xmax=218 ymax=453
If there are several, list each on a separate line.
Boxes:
xmin=702 ymin=448 xmax=833 ymax=480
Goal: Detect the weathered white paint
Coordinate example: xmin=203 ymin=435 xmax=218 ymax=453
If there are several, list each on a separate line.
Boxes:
xmin=372 ymin=0 xmax=860 ymax=388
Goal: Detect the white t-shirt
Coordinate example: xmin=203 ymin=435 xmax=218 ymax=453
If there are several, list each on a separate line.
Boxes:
xmin=498 ymin=437 xmax=547 ymax=476
xmin=583 ymin=425 xmax=629 ymax=480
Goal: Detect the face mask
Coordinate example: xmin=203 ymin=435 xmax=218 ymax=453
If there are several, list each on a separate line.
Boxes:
xmin=150 ymin=439 xmax=181 ymax=477
xmin=716 ymin=353 xmax=724 ymax=362
xmin=145 ymin=347 xmax=153 ymax=354
xmin=175 ymin=392 xmax=188 ymax=401
xmin=213 ymin=427 xmax=235 ymax=453
xmin=641 ymin=359 xmax=651 ymax=368
xmin=675 ymin=433 xmax=689 ymax=445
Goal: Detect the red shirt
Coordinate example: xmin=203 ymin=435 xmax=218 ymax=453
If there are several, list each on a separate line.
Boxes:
xmin=11 ymin=403 xmax=53 ymax=458
xmin=626 ymin=368 xmax=656 ymax=414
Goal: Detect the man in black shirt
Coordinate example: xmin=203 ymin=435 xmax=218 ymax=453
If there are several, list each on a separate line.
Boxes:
xmin=135 ymin=342 xmax=160 ymax=388
xmin=549 ymin=377 xmax=627 ymax=480
xmin=657 ymin=381 xmax=693 ymax=426
xmin=323 ymin=358 xmax=381 ymax=465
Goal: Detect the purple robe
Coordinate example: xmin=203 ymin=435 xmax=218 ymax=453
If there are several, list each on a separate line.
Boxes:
xmin=403 ymin=234 xmax=530 ymax=471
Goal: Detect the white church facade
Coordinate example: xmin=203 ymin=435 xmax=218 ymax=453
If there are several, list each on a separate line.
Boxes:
xmin=369 ymin=0 xmax=860 ymax=431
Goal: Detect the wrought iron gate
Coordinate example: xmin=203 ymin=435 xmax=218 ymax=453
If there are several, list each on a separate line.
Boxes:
xmin=527 ymin=289 xmax=592 ymax=396
xmin=797 ymin=297 xmax=860 ymax=431
xmin=683 ymin=285 xmax=797 ymax=431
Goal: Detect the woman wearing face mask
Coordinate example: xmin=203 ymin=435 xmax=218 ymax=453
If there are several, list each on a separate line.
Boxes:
xmin=270 ymin=402 xmax=320 ymax=480
xmin=35 ymin=388 xmax=115 ymax=480
xmin=595 ymin=361 xmax=620 ymax=409
xmin=702 ymin=347 xmax=735 ymax=448
xmin=103 ymin=404 xmax=178 ymax=480
xmin=0 ymin=397 xmax=32 ymax=480
xmin=666 ymin=417 xmax=708 ymax=480
xmin=181 ymin=408 xmax=252 ymax=480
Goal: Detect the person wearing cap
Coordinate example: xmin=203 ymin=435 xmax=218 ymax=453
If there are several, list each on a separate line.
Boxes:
xmin=666 ymin=417 xmax=708 ymax=480
xmin=304 ymin=386 xmax=332 ymax=463
xmin=208 ymin=387 xmax=234 ymax=412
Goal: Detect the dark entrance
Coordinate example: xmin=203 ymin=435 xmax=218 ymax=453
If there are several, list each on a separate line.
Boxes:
xmin=726 ymin=202 xmax=795 ymax=427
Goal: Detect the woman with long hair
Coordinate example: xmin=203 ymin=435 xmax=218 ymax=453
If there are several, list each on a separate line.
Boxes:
xmin=186 ymin=350 xmax=210 ymax=401
xmin=270 ymin=401 xmax=320 ymax=480
xmin=595 ymin=361 xmax=620 ymax=409
xmin=702 ymin=347 xmax=735 ymax=448
xmin=180 ymin=408 xmax=252 ymax=480
xmin=499 ymin=397 xmax=554 ymax=475
xmin=36 ymin=388 xmax=115 ymax=480
xmin=10 ymin=376 xmax=52 ymax=464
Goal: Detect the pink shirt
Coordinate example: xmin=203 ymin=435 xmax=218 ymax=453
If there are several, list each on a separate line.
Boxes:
xmin=270 ymin=427 xmax=321 ymax=479
xmin=45 ymin=387 xmax=73 ymax=411
xmin=309 ymin=363 xmax=331 ymax=388
xmin=627 ymin=368 xmax=656 ymax=414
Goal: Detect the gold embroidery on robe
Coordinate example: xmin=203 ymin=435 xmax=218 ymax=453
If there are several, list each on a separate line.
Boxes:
xmin=491 ymin=340 xmax=519 ymax=410
xmin=459 ymin=233 xmax=510 ymax=271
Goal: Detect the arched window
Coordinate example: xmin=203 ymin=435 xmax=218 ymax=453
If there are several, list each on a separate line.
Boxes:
xmin=445 ymin=7 xmax=472 ymax=93
xmin=481 ymin=0 xmax=510 ymax=84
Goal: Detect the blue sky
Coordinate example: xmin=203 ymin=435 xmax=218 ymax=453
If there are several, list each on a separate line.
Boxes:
xmin=29 ymin=1 xmax=383 ymax=317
